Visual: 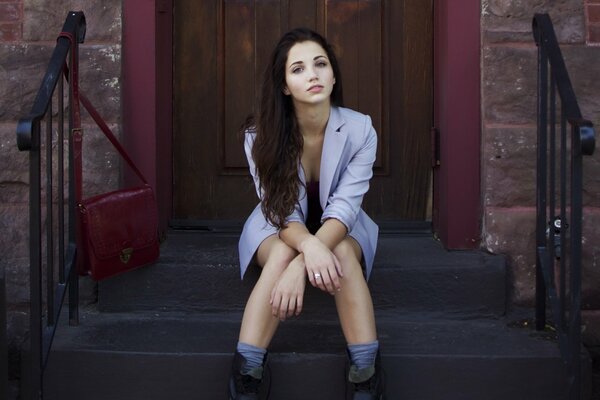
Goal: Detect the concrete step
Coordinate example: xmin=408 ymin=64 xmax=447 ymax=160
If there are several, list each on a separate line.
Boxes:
xmin=42 ymin=309 xmax=591 ymax=400
xmin=98 ymin=231 xmax=506 ymax=318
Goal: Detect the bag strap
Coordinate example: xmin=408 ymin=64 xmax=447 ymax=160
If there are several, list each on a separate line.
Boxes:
xmin=58 ymin=31 xmax=84 ymax=202
xmin=77 ymin=89 xmax=149 ymax=185
xmin=58 ymin=31 xmax=88 ymax=273
xmin=58 ymin=32 xmax=149 ymax=192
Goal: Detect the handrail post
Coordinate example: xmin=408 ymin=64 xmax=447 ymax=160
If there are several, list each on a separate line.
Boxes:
xmin=28 ymin=126 xmax=42 ymax=399
xmin=1 ymin=265 xmax=7 ymax=400
xmin=535 ymin=32 xmax=548 ymax=331
xmin=567 ymin=121 xmax=593 ymax=400
xmin=67 ymin=11 xmax=82 ymax=329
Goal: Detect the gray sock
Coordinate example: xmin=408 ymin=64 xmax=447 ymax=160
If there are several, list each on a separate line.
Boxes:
xmin=347 ymin=340 xmax=379 ymax=370
xmin=237 ymin=341 xmax=267 ymax=374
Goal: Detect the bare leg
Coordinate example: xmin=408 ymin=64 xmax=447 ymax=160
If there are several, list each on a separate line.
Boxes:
xmin=238 ymin=235 xmax=298 ymax=349
xmin=333 ymin=237 xmax=377 ymax=344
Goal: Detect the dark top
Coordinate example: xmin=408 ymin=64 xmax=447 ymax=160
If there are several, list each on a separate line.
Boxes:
xmin=305 ymin=181 xmax=323 ymax=234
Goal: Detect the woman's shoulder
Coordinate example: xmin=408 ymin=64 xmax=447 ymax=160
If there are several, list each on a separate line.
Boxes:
xmin=335 ymin=106 xmax=371 ymax=123
xmin=333 ymin=107 xmax=375 ymax=141
xmin=334 ymin=106 xmax=373 ymax=132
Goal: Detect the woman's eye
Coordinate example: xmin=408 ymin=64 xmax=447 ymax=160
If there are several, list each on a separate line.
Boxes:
xmin=292 ymin=67 xmax=303 ymax=74
xmin=316 ymin=61 xmax=328 ymax=67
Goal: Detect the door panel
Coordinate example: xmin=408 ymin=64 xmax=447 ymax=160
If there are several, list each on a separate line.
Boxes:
xmin=173 ymin=0 xmax=433 ymax=221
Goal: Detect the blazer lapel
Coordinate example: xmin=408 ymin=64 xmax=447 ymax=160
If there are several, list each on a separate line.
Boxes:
xmin=320 ymin=107 xmax=347 ymax=209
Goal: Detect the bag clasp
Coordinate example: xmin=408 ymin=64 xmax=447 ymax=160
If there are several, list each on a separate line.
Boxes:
xmin=120 ymin=247 xmax=134 ymax=264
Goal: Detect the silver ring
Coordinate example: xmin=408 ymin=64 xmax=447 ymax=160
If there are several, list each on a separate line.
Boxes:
xmin=314 ymin=273 xmax=321 ymax=279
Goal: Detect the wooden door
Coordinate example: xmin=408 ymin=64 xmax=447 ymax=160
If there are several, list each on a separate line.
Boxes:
xmin=173 ymin=0 xmax=433 ymax=223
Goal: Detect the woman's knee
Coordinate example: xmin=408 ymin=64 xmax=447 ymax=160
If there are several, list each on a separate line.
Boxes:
xmin=259 ymin=238 xmax=297 ymax=273
xmin=333 ymin=238 xmax=362 ymax=267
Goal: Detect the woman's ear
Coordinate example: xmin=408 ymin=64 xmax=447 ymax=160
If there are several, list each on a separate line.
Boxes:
xmin=283 ymin=86 xmax=290 ymax=95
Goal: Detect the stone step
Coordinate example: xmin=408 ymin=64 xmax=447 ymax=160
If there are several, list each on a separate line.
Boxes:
xmin=98 ymin=231 xmax=506 ymax=317
xmin=41 ymin=309 xmax=590 ymax=400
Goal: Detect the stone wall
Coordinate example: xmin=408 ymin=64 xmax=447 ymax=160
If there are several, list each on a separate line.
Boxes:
xmin=481 ymin=0 xmax=600 ymax=324
xmin=587 ymin=0 xmax=600 ymax=43
xmin=0 ymin=0 xmax=122 ymax=395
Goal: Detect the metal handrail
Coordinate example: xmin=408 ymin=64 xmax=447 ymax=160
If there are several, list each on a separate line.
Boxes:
xmin=1 ymin=265 xmax=7 ymax=400
xmin=533 ymin=13 xmax=596 ymax=400
xmin=16 ymin=11 xmax=86 ymax=399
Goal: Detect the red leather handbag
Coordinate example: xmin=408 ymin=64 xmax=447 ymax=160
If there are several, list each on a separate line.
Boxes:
xmin=61 ymin=31 xmax=160 ymax=281
xmin=78 ymin=185 xmax=159 ymax=281
xmin=75 ymin=92 xmax=160 ymax=281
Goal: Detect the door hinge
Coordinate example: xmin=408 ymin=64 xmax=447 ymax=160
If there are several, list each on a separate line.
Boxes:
xmin=431 ymin=126 xmax=441 ymax=168
xmin=157 ymin=0 xmax=168 ymax=14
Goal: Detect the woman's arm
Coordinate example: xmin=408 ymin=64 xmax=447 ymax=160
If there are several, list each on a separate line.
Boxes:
xmin=280 ymin=219 xmax=347 ymax=252
xmin=279 ymin=218 xmax=347 ymax=294
xmin=321 ymin=119 xmax=377 ymax=232
xmin=270 ymin=218 xmax=346 ymax=321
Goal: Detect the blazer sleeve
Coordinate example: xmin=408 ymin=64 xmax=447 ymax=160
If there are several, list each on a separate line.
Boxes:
xmin=244 ymin=131 xmax=262 ymax=199
xmin=244 ymin=131 xmax=304 ymax=224
xmin=321 ymin=116 xmax=377 ymax=232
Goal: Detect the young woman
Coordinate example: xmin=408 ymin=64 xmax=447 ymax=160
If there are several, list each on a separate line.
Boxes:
xmin=230 ymin=28 xmax=384 ymax=400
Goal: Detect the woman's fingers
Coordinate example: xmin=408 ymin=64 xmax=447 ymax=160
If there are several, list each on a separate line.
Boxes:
xmin=310 ymin=269 xmax=325 ymax=291
xmin=271 ymin=287 xmax=286 ymax=319
xmin=271 ymin=289 xmax=304 ymax=320
xmin=333 ymin=254 xmax=344 ymax=277
xmin=311 ymin=264 xmax=341 ymax=294
xmin=306 ymin=252 xmax=343 ymax=294
xmin=328 ymin=267 xmax=342 ymax=292
xmin=317 ymin=271 xmax=335 ymax=294
xmin=307 ymin=271 xmax=317 ymax=288
xmin=271 ymin=290 xmax=281 ymax=317
xmin=287 ymin=297 xmax=296 ymax=318
xmin=279 ymin=297 xmax=289 ymax=320
xmin=312 ymin=271 xmax=326 ymax=292
xmin=295 ymin=294 xmax=303 ymax=316
xmin=323 ymin=269 xmax=337 ymax=294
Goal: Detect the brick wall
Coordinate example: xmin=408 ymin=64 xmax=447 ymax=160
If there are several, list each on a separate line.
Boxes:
xmin=0 ymin=1 xmax=23 ymax=41
xmin=586 ymin=0 xmax=600 ymax=43
xmin=0 ymin=1 xmax=122 ymax=396
xmin=481 ymin=0 xmax=600 ymax=342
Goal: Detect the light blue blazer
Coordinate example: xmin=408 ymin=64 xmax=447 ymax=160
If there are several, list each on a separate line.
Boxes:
xmin=238 ymin=106 xmax=379 ymax=279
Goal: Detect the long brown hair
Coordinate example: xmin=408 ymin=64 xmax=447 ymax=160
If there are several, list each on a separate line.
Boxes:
xmin=248 ymin=28 xmax=344 ymax=229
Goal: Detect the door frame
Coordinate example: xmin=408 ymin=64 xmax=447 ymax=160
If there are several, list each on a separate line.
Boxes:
xmin=122 ymin=0 xmax=481 ymax=249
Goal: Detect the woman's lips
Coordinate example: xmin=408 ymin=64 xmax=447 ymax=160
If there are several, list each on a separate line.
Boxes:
xmin=308 ymin=85 xmax=324 ymax=93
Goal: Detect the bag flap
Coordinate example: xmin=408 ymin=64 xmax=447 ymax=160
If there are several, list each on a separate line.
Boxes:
xmin=80 ymin=186 xmax=158 ymax=260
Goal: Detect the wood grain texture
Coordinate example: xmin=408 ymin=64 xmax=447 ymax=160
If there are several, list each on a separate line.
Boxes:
xmin=173 ymin=0 xmax=433 ymax=220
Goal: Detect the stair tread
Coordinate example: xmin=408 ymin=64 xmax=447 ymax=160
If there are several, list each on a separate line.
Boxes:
xmin=155 ymin=231 xmax=499 ymax=269
xmin=98 ymin=231 xmax=507 ymax=316
xmin=53 ymin=309 xmax=559 ymax=358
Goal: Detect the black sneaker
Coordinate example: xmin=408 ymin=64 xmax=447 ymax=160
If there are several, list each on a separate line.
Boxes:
xmin=347 ymin=351 xmax=385 ymax=400
xmin=228 ymin=351 xmax=270 ymax=400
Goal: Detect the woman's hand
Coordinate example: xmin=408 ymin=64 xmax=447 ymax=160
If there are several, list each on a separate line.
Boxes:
xmin=270 ymin=255 xmax=307 ymax=321
xmin=300 ymin=236 xmax=343 ymax=295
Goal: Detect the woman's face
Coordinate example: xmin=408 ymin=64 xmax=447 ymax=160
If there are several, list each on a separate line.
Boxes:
xmin=283 ymin=40 xmax=336 ymax=107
